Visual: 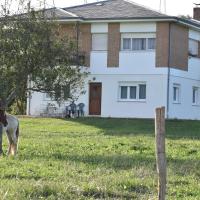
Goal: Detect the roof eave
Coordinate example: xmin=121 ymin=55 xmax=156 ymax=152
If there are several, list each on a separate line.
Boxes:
xmin=56 ymin=16 xmax=175 ymax=23
xmin=55 ymin=16 xmax=200 ymax=31
xmin=175 ymin=17 xmax=200 ymax=31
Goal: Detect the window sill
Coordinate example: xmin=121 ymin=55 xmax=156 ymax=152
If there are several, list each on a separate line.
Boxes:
xmin=192 ymin=104 xmax=200 ymax=107
xmin=118 ymin=99 xmax=146 ymax=103
xmin=188 ymin=56 xmax=200 ymax=60
xmin=120 ymin=50 xmax=155 ymax=53
xmin=91 ymin=50 xmax=107 ymax=52
xmin=173 ymin=102 xmax=181 ymax=104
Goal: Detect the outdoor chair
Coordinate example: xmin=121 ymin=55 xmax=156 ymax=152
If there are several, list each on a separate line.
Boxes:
xmin=77 ymin=103 xmax=85 ymax=117
xmin=65 ymin=106 xmax=71 ymax=118
xmin=69 ymin=102 xmax=77 ymax=118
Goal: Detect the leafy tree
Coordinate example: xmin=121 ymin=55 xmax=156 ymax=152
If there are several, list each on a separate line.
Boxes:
xmin=178 ymin=15 xmax=192 ymax=20
xmin=0 ymin=0 xmax=87 ymax=154
xmin=0 ymin=0 xmax=87 ymax=107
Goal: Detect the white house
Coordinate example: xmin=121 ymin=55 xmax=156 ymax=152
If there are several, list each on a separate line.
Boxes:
xmin=27 ymin=0 xmax=200 ymax=120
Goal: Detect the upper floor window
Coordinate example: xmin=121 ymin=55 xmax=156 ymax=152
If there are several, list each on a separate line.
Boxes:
xmin=132 ymin=38 xmax=146 ymax=50
xmin=119 ymin=82 xmax=146 ymax=101
xmin=173 ymin=84 xmax=181 ymax=104
xmin=92 ymin=33 xmax=107 ymax=51
xmin=148 ymin=38 xmax=156 ymax=50
xmin=189 ymin=39 xmax=198 ymax=57
xmin=121 ymin=33 xmax=156 ymax=51
xmin=123 ymin=38 xmax=131 ymax=50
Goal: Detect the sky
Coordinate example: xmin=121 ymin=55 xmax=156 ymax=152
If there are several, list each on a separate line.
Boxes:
xmin=39 ymin=0 xmax=197 ymax=17
xmin=4 ymin=0 xmax=199 ymax=17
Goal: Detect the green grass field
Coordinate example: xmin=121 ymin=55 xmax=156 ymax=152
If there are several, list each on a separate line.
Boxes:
xmin=0 ymin=118 xmax=199 ymax=200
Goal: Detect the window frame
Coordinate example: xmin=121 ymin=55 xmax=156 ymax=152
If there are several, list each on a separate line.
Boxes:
xmin=192 ymin=87 xmax=199 ymax=105
xmin=121 ymin=33 xmax=156 ymax=52
xmin=122 ymin=38 xmax=132 ymax=50
xmin=118 ymin=82 xmax=147 ymax=102
xmin=188 ymin=38 xmax=198 ymax=57
xmin=147 ymin=38 xmax=156 ymax=50
xmin=173 ymin=84 xmax=181 ymax=104
xmin=120 ymin=86 xmax=128 ymax=99
xmin=92 ymin=33 xmax=108 ymax=51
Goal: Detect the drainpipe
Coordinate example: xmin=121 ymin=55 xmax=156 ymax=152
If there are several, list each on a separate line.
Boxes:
xmin=76 ymin=21 xmax=80 ymax=66
xmin=166 ymin=23 xmax=171 ymax=119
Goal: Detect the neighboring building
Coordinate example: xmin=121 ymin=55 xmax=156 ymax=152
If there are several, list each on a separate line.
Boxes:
xmin=27 ymin=0 xmax=200 ymax=120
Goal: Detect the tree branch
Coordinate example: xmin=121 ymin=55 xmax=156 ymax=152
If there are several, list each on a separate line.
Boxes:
xmin=6 ymin=89 xmax=17 ymax=106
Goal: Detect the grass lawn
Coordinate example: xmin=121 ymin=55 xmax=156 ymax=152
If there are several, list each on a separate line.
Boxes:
xmin=0 ymin=117 xmax=200 ymax=200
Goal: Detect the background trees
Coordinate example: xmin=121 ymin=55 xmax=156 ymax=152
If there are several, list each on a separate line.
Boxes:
xmin=0 ymin=0 xmax=87 ymax=155
xmin=0 ymin=0 xmax=87 ymax=112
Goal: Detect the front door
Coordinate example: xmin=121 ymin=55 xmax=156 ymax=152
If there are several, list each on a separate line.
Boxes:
xmin=89 ymin=83 xmax=102 ymax=115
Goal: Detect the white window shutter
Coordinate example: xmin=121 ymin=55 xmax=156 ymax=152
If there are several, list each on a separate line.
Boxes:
xmin=92 ymin=34 xmax=108 ymax=51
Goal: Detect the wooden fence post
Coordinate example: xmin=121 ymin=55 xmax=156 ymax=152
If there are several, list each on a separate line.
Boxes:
xmin=155 ymin=107 xmax=167 ymax=200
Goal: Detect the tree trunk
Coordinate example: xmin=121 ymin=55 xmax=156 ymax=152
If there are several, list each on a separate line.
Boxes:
xmin=0 ymin=99 xmax=6 ymax=155
xmin=0 ymin=124 xmax=3 ymax=155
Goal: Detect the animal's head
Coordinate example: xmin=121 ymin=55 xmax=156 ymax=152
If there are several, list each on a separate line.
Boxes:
xmin=0 ymin=109 xmax=8 ymax=127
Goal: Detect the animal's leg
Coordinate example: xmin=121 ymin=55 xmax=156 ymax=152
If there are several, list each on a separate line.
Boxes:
xmin=10 ymin=126 xmax=19 ymax=156
xmin=7 ymin=142 xmax=11 ymax=155
xmin=11 ymin=141 xmax=17 ymax=156
xmin=10 ymin=143 xmax=16 ymax=156
xmin=6 ymin=130 xmax=13 ymax=156
xmin=15 ymin=125 xmax=19 ymax=153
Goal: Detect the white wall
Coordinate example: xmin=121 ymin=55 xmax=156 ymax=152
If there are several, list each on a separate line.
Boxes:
xmin=29 ymin=74 xmax=167 ymax=118
xmin=169 ymin=57 xmax=200 ymax=120
xmin=168 ymin=76 xmax=200 ymax=120
xmin=91 ymin=23 xmax=108 ymax=33
xmin=29 ymin=22 xmax=167 ymax=118
xmin=189 ymin=29 xmax=200 ymax=41
xmin=94 ymin=74 xmax=167 ymax=118
xmin=28 ymin=24 xmax=200 ymax=120
xmin=120 ymin=22 xmax=156 ymax=33
xmin=90 ymin=51 xmax=168 ymax=75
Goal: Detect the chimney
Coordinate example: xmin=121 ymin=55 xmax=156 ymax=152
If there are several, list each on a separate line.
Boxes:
xmin=194 ymin=5 xmax=200 ymax=20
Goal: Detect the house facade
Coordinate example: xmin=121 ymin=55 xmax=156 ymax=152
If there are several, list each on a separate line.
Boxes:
xmin=27 ymin=0 xmax=200 ymax=120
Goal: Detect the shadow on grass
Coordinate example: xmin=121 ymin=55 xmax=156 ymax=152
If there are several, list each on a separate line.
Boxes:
xmin=2 ymin=174 xmax=42 ymax=181
xmin=63 ymin=118 xmax=200 ymax=139
xmin=77 ymin=189 xmax=139 ymax=199
xmin=61 ymin=154 xmax=155 ymax=170
xmin=65 ymin=118 xmax=154 ymax=136
xmin=50 ymin=152 xmax=200 ymax=175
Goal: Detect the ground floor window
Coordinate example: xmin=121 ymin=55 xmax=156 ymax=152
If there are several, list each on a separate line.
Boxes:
xmin=173 ymin=84 xmax=181 ymax=103
xmin=119 ymin=82 xmax=146 ymax=101
xmin=192 ymin=87 xmax=199 ymax=105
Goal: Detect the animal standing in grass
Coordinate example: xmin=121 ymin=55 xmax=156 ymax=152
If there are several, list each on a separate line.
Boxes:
xmin=0 ymin=109 xmax=19 ymax=156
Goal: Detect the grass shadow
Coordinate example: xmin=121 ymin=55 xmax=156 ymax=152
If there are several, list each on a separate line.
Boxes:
xmin=63 ymin=118 xmax=200 ymax=139
xmin=65 ymin=118 xmax=154 ymax=136
xmin=55 ymin=153 xmax=155 ymax=170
